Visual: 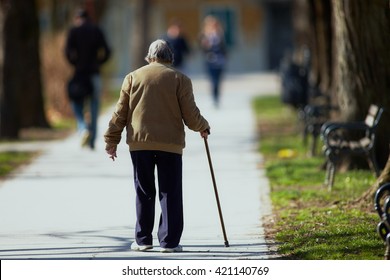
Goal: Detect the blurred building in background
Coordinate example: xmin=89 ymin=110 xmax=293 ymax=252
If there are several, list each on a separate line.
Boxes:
xmin=39 ymin=0 xmax=293 ymax=78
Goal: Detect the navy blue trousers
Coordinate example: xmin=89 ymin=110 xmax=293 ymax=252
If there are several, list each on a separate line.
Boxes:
xmin=207 ymin=65 xmax=223 ymax=106
xmin=130 ymin=150 xmax=183 ymax=248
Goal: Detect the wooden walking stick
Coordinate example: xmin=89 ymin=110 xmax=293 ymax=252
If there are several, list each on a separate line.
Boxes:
xmin=203 ymin=137 xmax=229 ymax=247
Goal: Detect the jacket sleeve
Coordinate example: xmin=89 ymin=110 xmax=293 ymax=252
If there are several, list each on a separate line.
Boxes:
xmin=179 ymin=77 xmax=210 ymax=132
xmin=104 ymin=75 xmax=131 ymax=147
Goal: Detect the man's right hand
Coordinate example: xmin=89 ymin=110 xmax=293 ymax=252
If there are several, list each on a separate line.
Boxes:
xmin=106 ymin=146 xmax=117 ymax=161
xmin=200 ymin=129 xmax=210 ymax=139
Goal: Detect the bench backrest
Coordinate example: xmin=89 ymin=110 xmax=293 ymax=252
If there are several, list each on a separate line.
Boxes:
xmin=365 ymin=104 xmax=384 ymax=128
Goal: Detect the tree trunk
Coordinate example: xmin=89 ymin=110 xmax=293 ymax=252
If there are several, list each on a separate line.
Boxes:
xmin=292 ymin=0 xmax=333 ymax=100
xmin=0 ymin=0 xmax=20 ymax=138
xmin=356 ymin=148 xmax=390 ymax=210
xmin=290 ymin=0 xmax=312 ymax=70
xmin=132 ymin=0 xmax=150 ymax=69
xmin=0 ymin=0 xmax=49 ymax=139
xmin=308 ymin=0 xmax=333 ymax=94
xmin=331 ymin=0 xmax=390 ymax=169
xmin=0 ymin=2 xmax=8 ymax=137
xmin=17 ymin=0 xmax=49 ymax=128
xmin=330 ymin=0 xmax=390 ymax=207
xmin=296 ymin=0 xmax=390 ymax=202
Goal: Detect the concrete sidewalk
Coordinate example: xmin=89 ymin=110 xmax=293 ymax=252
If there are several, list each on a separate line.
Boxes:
xmin=0 ymin=73 xmax=279 ymax=259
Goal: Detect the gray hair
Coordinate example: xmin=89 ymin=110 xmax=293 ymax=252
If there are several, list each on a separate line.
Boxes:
xmin=145 ymin=39 xmax=174 ymax=64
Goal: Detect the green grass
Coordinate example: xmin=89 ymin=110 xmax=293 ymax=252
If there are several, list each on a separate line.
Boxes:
xmin=277 ymin=208 xmax=383 ymax=259
xmin=252 ymin=95 xmax=385 ymax=260
xmin=0 ymin=151 xmax=36 ymax=177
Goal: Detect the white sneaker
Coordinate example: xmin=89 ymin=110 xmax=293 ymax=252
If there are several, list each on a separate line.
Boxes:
xmin=131 ymin=242 xmax=153 ymax=251
xmin=160 ymin=245 xmax=183 ymax=253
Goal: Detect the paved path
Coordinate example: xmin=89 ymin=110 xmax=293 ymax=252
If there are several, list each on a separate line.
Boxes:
xmin=0 ymin=73 xmax=279 ymax=259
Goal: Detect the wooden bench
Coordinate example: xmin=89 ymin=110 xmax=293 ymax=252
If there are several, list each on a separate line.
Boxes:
xmin=374 ymin=182 xmax=390 ymax=260
xmin=320 ymin=104 xmax=384 ymax=189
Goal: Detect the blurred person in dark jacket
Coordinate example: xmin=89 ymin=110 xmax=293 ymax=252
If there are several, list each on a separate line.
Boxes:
xmin=162 ymin=19 xmax=190 ymax=72
xmin=65 ymin=9 xmax=111 ymax=149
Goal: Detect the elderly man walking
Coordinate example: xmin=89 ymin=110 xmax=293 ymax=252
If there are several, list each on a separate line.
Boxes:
xmin=104 ymin=40 xmax=210 ymax=253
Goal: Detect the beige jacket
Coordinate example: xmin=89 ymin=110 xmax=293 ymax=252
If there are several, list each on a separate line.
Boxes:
xmin=104 ymin=62 xmax=210 ymax=154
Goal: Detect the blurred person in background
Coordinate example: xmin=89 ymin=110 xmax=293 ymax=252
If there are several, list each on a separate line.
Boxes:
xmin=162 ymin=18 xmax=190 ymax=73
xmin=199 ymin=15 xmax=227 ymax=108
xmin=104 ymin=39 xmax=210 ymax=253
xmin=65 ymin=9 xmax=111 ymax=149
